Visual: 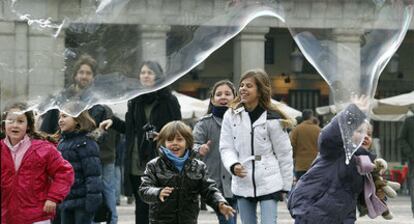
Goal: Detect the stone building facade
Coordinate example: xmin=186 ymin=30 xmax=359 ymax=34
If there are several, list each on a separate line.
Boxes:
xmin=1 ymin=0 xmax=413 ymax=161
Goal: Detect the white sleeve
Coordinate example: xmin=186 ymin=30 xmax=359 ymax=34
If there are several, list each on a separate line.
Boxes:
xmin=268 ymin=119 xmax=293 ymax=191
xmin=219 ymin=110 xmax=239 ymax=174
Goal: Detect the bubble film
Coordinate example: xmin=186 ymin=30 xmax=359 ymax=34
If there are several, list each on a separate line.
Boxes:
xmin=1 ymin=0 xmax=412 ymax=163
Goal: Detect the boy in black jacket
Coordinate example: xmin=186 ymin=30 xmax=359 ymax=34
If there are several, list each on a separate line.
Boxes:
xmin=139 ymin=121 xmax=235 ymax=224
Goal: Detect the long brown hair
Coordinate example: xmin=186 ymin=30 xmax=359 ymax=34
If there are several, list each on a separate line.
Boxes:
xmin=72 ymin=110 xmax=96 ymax=132
xmin=58 ymin=112 xmax=96 ymax=134
xmin=59 ymin=102 xmax=96 ymax=133
xmin=230 ymin=69 xmax=290 ymax=120
xmin=1 ymin=102 xmax=57 ymax=142
xmin=207 ymin=80 xmax=236 ymax=114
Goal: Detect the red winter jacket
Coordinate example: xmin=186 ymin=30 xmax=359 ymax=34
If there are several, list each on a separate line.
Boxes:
xmin=1 ymin=139 xmax=74 ymax=224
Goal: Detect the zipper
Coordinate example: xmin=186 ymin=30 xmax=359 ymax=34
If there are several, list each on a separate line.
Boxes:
xmin=251 ymin=124 xmax=257 ymax=197
xmin=177 ymin=156 xmax=192 ymax=223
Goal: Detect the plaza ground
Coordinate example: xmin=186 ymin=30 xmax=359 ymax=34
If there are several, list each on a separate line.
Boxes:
xmin=115 ymin=195 xmax=413 ymax=224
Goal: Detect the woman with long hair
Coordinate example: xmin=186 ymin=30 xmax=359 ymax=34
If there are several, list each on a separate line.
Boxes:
xmin=219 ymin=69 xmax=294 ymax=224
xmin=100 ymin=60 xmax=181 ymax=224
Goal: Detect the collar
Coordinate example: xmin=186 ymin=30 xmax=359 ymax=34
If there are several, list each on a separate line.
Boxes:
xmin=302 ymin=120 xmax=315 ymax=125
xmin=60 ymin=131 xmax=88 ymax=139
xmin=248 ymin=106 xmax=265 ymax=124
xmin=5 ymin=134 xmax=31 ymax=152
xmin=234 ymin=106 xmax=245 ymax=114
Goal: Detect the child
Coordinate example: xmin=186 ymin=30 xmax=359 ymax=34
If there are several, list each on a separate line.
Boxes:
xmin=356 ymin=123 xmax=399 ymax=220
xmin=57 ymin=108 xmax=103 ymax=224
xmin=192 ymin=80 xmax=237 ymax=224
xmin=139 ymin=121 xmax=235 ymax=223
xmin=288 ymin=95 xmax=375 ymax=224
xmin=219 ymin=69 xmax=294 ymax=224
xmin=1 ymin=102 xmax=74 ymax=224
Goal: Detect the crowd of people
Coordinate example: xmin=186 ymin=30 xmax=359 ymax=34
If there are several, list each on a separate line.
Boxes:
xmin=1 ymin=54 xmax=413 ymax=224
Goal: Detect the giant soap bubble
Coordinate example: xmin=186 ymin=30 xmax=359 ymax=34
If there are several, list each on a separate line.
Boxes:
xmin=283 ymin=0 xmax=413 ymax=163
xmin=1 ymin=0 xmax=285 ymax=116
xmin=1 ymin=0 xmax=413 ymax=163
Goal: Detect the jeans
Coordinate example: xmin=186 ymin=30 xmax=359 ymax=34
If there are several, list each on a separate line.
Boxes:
xmin=101 ymin=163 xmax=118 ymax=224
xmin=217 ymin=197 xmax=238 ymax=224
xmin=61 ymin=208 xmax=94 ymax=224
xmin=130 ymin=175 xmax=149 ymax=224
xmin=237 ymin=198 xmax=278 ymax=224
xmin=114 ymin=165 xmax=122 ymax=203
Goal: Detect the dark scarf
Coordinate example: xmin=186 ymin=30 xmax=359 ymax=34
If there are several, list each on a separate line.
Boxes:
xmin=247 ymin=105 xmax=265 ymax=124
xmin=211 ymin=103 xmax=228 ymax=119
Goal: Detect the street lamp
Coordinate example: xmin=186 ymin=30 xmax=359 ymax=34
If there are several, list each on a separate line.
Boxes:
xmin=290 ymin=47 xmax=304 ymax=74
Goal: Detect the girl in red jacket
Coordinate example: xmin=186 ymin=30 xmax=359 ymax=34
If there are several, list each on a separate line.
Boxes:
xmin=1 ymin=102 xmax=75 ymax=224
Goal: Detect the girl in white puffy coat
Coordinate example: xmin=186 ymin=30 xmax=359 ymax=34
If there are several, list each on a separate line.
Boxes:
xmin=219 ymin=69 xmax=294 ymax=224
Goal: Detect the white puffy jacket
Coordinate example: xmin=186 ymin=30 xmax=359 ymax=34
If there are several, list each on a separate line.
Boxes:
xmin=220 ymin=106 xmax=293 ymax=197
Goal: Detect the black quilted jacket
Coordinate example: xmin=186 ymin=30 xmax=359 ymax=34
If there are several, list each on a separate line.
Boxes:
xmin=139 ymin=150 xmax=227 ymax=224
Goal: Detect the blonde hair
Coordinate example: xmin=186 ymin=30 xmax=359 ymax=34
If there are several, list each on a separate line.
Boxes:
xmin=157 ymin=121 xmax=193 ymax=149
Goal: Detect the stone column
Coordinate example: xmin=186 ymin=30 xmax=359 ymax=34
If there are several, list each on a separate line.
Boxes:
xmin=233 ymin=26 xmax=269 ymax=84
xmin=0 ymin=21 xmax=22 ymax=110
xmin=137 ymin=25 xmax=170 ymax=71
xmin=28 ymin=28 xmax=66 ymax=97
xmin=329 ymin=28 xmax=363 ymax=104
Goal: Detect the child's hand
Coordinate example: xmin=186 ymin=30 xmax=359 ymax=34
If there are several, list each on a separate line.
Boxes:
xmin=233 ymin=164 xmax=247 ymax=178
xmin=99 ymin=119 xmax=113 ymax=130
xmin=218 ymin=202 xmax=236 ymax=220
xmin=199 ymin=140 xmax=212 ymax=156
xmin=43 ymin=200 xmax=57 ymax=213
xmin=159 ymin=187 xmax=174 ymax=202
xmin=350 ymin=94 xmax=370 ymax=112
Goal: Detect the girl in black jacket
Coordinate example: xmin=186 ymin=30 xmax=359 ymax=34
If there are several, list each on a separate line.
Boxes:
xmin=139 ymin=121 xmax=235 ymax=224
xmin=57 ymin=109 xmax=103 ymax=224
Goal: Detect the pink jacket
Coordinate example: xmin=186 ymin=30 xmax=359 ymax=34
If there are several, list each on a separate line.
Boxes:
xmin=1 ymin=139 xmax=74 ymax=224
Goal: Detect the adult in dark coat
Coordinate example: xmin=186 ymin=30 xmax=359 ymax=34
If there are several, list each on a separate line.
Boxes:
xmin=288 ymin=96 xmax=374 ymax=224
xmin=101 ymin=61 xmax=181 ymax=224
xmin=39 ymin=54 xmax=107 ymax=134
xmin=398 ymin=107 xmax=414 ymax=217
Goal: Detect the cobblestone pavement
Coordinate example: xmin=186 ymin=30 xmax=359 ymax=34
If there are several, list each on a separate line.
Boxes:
xmin=115 ymin=195 xmax=412 ymax=224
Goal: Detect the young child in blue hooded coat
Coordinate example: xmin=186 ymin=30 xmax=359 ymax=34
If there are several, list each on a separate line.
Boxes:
xmin=288 ymin=95 xmax=376 ymax=224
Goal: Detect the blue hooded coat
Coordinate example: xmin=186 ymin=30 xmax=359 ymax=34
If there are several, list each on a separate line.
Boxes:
xmin=288 ymin=104 xmax=372 ymax=224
